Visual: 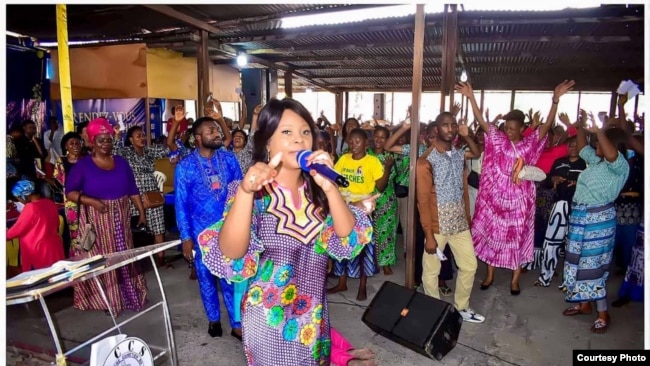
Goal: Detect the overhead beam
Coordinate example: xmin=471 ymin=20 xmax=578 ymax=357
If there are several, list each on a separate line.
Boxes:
xmin=458 ymin=14 xmax=644 ymax=26
xmin=210 ymin=42 xmax=642 ymax=64
xmin=139 ymin=5 xmax=334 ymax=94
xmin=244 ymin=41 xmax=439 ymax=55
xmin=142 ymin=5 xmax=224 ymax=33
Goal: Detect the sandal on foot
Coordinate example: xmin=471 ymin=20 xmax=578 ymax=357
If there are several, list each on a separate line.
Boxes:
xmin=591 ymin=318 xmax=609 ymax=334
xmin=533 ymin=280 xmax=548 ymax=287
xmin=562 ymin=304 xmax=591 ymax=316
xmin=439 ymin=286 xmax=452 ymax=296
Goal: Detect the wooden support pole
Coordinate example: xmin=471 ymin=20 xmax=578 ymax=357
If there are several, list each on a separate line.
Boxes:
xmin=197 ymin=30 xmax=210 ymax=115
xmin=609 ymin=91 xmax=617 ymax=118
xmin=510 ymin=90 xmax=516 ymax=111
xmin=465 ymin=94 xmax=466 ymax=120
xmin=633 ymin=94 xmax=639 ymax=121
xmin=344 ymin=92 xmax=349 ymax=119
xmin=391 ymin=92 xmax=395 ymax=124
xmin=145 ymin=99 xmax=151 ymax=146
xmin=576 ymin=91 xmax=582 ymax=121
xmin=405 ymin=3 xmax=425 ymax=290
xmin=335 ymin=92 xmax=343 ymax=127
xmin=479 ymin=90 xmax=485 ymax=114
xmin=284 ymin=70 xmax=293 ymax=98
xmin=56 ymin=5 xmax=74 ymax=134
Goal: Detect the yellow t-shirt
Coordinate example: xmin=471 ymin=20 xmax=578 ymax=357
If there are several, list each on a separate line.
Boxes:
xmin=334 ymin=153 xmax=384 ymax=201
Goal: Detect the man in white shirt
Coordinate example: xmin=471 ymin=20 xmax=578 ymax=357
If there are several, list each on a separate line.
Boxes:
xmin=43 ymin=117 xmax=63 ymax=165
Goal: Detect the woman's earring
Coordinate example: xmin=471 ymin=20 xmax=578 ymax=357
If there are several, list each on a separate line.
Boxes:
xmin=266 ymin=150 xmax=271 ymax=163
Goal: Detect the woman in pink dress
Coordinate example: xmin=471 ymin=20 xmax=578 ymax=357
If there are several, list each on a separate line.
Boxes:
xmin=6 ymin=180 xmax=65 ymax=272
xmin=456 ymin=80 xmax=575 ymax=294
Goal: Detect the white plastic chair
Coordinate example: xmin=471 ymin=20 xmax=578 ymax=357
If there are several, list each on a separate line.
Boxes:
xmin=153 ymin=171 xmax=167 ymax=192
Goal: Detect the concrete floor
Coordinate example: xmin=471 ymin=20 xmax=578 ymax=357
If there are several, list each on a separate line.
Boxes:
xmin=6 ymin=240 xmax=644 ymax=366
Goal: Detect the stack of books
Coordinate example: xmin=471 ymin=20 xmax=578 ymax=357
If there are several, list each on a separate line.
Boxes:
xmin=6 ymin=255 xmax=107 ymax=295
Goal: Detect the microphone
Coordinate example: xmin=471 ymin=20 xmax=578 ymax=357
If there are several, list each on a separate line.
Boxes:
xmin=297 ymin=150 xmax=349 ymax=188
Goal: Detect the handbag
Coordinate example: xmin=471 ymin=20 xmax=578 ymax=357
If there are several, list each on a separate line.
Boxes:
xmin=394 ymin=183 xmax=409 ymax=198
xmin=510 ymin=142 xmax=546 ymax=184
xmin=142 ymin=191 xmax=165 ymax=208
xmin=77 ymin=194 xmax=97 ymax=252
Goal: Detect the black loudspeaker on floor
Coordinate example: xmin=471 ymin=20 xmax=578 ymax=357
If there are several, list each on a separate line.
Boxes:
xmin=361 ymin=281 xmax=463 ymax=361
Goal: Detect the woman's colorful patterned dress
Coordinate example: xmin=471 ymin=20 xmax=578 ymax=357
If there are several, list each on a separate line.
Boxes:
xmin=199 ymin=181 xmax=372 ymax=366
xmin=54 ymin=157 xmax=79 ymax=253
xmin=472 ymin=125 xmax=547 ymax=270
xmin=368 ymin=150 xmax=398 ymax=267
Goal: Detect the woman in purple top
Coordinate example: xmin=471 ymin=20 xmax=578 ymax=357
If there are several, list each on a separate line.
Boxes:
xmin=65 ymin=118 xmax=148 ymax=316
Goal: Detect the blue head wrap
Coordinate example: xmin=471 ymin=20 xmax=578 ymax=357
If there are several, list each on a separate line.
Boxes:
xmin=12 ymin=180 xmax=35 ymax=200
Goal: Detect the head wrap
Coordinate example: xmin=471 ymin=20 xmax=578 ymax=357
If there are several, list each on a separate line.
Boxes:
xmin=12 ymin=180 xmax=35 ymax=200
xmin=87 ymin=118 xmax=113 ymax=144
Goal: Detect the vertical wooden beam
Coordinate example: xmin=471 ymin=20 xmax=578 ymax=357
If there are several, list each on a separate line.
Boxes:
xmin=145 ymin=98 xmax=151 ymax=146
xmin=459 ymin=95 xmax=464 ymax=119
xmin=439 ymin=4 xmax=449 ymax=114
xmin=479 ymin=89 xmax=485 ymax=114
xmin=576 ymin=91 xmax=582 ymax=121
xmin=510 ymin=90 xmax=516 ymax=111
xmin=335 ymin=92 xmax=343 ymax=127
xmin=609 ymin=91 xmax=617 ymax=118
xmin=344 ymin=92 xmax=349 ymax=119
xmin=391 ymin=92 xmax=395 ymax=124
xmin=284 ymin=69 xmax=293 ymax=98
xmin=465 ymin=94 xmax=466 ymax=123
xmin=197 ymin=30 xmax=210 ymax=115
xmin=442 ymin=4 xmax=458 ymax=111
xmin=56 ymin=5 xmax=74 ymax=134
xmin=633 ymin=94 xmax=639 ymax=120
xmin=406 ymin=3 xmax=425 ymax=290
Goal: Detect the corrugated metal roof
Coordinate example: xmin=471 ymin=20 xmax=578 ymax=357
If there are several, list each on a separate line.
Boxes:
xmin=6 ymin=4 xmax=643 ymax=92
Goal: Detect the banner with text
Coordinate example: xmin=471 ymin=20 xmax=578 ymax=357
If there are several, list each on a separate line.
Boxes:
xmin=53 ymin=98 xmax=146 ymax=132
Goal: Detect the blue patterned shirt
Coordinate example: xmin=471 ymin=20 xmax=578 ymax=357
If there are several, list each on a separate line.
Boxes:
xmin=573 ymin=146 xmax=629 ymax=206
xmin=175 ymin=149 xmax=243 ymax=243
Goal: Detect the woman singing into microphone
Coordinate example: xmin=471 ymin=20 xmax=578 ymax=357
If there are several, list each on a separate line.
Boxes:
xmin=197 ymin=98 xmax=376 ymax=366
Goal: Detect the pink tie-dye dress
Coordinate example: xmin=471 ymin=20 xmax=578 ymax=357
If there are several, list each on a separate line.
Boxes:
xmin=472 ymin=125 xmax=547 ymax=270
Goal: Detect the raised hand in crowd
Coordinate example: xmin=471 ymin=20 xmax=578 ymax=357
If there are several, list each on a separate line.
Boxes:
xmin=452 ymin=102 xmax=462 ymax=117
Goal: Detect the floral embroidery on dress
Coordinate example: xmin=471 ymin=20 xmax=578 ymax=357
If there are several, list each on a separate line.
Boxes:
xmin=314 ymin=207 xmax=373 ymax=260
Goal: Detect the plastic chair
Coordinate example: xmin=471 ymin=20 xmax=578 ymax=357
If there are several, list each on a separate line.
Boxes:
xmin=153 ymin=171 xmax=167 ymax=192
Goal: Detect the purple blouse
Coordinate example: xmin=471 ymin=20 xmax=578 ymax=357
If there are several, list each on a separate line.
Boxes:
xmin=66 ymin=155 xmax=139 ymax=200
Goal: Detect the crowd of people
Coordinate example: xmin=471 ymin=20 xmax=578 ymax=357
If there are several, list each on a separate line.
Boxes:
xmin=5 ymin=79 xmax=645 ymax=365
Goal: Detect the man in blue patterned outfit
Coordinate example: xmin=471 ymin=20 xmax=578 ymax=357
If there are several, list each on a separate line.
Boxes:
xmin=175 ymin=117 xmax=243 ymax=339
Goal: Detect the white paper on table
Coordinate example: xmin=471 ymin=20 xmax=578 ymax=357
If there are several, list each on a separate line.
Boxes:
xmin=90 ymin=334 xmax=127 ymax=366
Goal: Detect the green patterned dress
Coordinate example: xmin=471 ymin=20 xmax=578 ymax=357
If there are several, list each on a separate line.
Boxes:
xmin=369 ymin=149 xmax=399 ymax=266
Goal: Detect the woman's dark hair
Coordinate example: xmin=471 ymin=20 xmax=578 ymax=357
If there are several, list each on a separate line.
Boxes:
xmin=232 ymin=128 xmax=248 ymax=146
xmin=76 ymin=121 xmax=89 ymax=134
xmin=124 ymin=126 xmax=143 ymax=147
xmin=341 ymin=118 xmax=360 ymax=144
xmin=60 ymin=132 xmax=83 ymax=155
xmin=318 ymin=130 xmax=333 ymax=154
xmin=253 ymin=98 xmax=329 ymax=218
xmin=602 ymin=127 xmax=628 ymax=157
xmin=374 ymin=126 xmax=391 ymax=138
xmin=348 ymin=128 xmax=367 ymax=141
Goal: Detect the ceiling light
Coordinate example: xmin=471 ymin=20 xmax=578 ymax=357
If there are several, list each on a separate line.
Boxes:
xmin=237 ymin=52 xmax=248 ymax=67
xmin=460 ymin=70 xmax=468 ymax=82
